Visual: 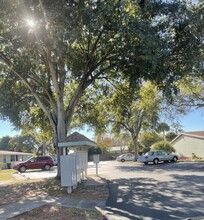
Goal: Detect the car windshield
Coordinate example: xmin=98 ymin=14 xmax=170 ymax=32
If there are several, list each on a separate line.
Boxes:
xmin=145 ymin=151 xmax=155 ymax=156
xmin=25 ymin=157 xmax=33 ymax=162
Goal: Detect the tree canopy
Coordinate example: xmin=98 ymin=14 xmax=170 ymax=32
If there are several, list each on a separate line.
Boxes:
xmin=0 ymin=0 xmax=203 ymax=171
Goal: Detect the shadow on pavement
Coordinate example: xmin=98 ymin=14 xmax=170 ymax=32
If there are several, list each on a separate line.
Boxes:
xmin=114 ymin=162 xmax=204 ymax=173
xmin=105 ymin=173 xmax=204 ymax=220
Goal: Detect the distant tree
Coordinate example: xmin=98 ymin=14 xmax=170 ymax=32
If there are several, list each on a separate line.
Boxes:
xmin=21 ymin=117 xmax=53 ymax=156
xmin=156 ymin=122 xmax=170 ymax=142
xmin=88 ymin=146 xmax=102 ymax=156
xmin=110 ymin=82 xmax=162 ymax=161
xmin=95 ymin=134 xmax=113 ymax=154
xmin=165 ymin=132 xmax=177 ymax=142
xmin=171 ymin=122 xmax=184 ymax=134
xmin=152 ymin=141 xmax=175 ymax=153
xmin=9 ymin=134 xmax=38 ymax=153
xmin=139 ymin=131 xmax=161 ymax=148
xmin=112 ymin=133 xmax=131 ymax=154
xmin=0 ymin=136 xmax=12 ymax=150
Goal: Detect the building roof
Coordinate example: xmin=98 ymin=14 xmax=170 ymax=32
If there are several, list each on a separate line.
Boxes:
xmin=0 ymin=150 xmax=32 ymax=155
xmin=184 ymin=131 xmax=204 ymax=137
xmin=171 ymin=131 xmax=204 ymax=144
xmin=108 ymin=146 xmax=129 ymax=152
xmin=58 ymin=132 xmax=96 ymax=148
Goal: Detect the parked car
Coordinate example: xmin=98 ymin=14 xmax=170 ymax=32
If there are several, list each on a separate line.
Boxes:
xmin=137 ymin=150 xmax=180 ymax=165
xmin=116 ymin=153 xmax=134 ymax=162
xmin=13 ymin=156 xmax=54 ymax=172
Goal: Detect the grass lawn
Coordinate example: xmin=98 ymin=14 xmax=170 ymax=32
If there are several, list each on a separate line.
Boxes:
xmin=178 ymin=158 xmax=204 ymax=162
xmin=0 ymin=169 xmax=16 ymax=182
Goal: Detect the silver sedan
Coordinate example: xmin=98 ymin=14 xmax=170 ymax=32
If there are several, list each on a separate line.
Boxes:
xmin=137 ymin=150 xmax=180 ymax=165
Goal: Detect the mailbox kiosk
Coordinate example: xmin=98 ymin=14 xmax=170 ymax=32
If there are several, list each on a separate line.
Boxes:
xmin=58 ymin=132 xmax=96 ymax=193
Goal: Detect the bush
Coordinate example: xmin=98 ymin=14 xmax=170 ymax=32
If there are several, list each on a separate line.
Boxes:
xmin=88 ymin=146 xmax=102 ymax=155
xmin=139 ymin=146 xmax=151 ymax=155
xmin=7 ymin=162 xmax=11 ymax=169
xmin=0 ymin=162 xmax=3 ymax=170
xmin=192 ymin=153 xmax=199 ymax=160
xmin=152 ymin=141 xmax=175 ymax=153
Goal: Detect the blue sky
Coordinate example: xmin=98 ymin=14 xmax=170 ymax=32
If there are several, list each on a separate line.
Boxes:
xmin=0 ymin=109 xmax=204 ymax=139
xmin=0 ymin=120 xmax=95 ymax=139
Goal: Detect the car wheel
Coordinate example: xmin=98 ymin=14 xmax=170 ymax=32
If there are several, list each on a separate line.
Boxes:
xmin=19 ymin=166 xmax=26 ymax=173
xmin=153 ymin=158 xmax=159 ymax=165
xmin=172 ymin=156 xmax=178 ymax=162
xmin=121 ymin=159 xmax=125 ymax=162
xmin=44 ymin=164 xmax=51 ymax=171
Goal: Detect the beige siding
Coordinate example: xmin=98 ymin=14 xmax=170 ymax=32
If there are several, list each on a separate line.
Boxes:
xmin=173 ymin=136 xmax=204 ymax=157
xmin=0 ymin=153 xmax=32 ymax=169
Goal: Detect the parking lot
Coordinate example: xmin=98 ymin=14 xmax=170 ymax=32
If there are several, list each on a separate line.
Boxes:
xmin=12 ymin=166 xmax=57 ymax=180
xmin=94 ymin=161 xmax=204 ymax=220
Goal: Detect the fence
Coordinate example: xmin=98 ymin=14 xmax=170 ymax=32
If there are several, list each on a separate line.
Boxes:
xmin=60 ymin=151 xmax=88 ymax=193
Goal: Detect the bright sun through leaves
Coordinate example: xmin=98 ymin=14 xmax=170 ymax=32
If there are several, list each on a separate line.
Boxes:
xmin=26 ymin=18 xmax=35 ymax=27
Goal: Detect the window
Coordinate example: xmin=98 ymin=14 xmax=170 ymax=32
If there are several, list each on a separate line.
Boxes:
xmin=29 ymin=158 xmax=36 ymax=162
xmin=11 ymin=155 xmax=15 ymax=162
xmin=161 ymin=151 xmax=168 ymax=155
xmin=16 ymin=155 xmax=18 ymax=161
xmin=3 ymin=155 xmax=6 ymax=163
xmin=37 ymin=157 xmax=45 ymax=161
xmin=157 ymin=151 xmax=162 ymax=156
xmin=147 ymin=151 xmax=154 ymax=156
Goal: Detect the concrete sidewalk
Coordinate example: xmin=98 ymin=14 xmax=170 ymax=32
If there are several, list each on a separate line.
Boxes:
xmin=0 ymin=196 xmax=106 ymax=220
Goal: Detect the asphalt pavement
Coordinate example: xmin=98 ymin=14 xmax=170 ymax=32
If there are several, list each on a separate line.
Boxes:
xmin=94 ymin=161 xmax=204 ymax=220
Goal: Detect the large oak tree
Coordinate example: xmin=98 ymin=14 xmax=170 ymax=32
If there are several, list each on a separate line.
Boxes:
xmin=0 ymin=0 xmax=203 ymax=175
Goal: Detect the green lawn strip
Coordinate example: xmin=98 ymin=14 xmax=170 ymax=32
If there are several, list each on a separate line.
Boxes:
xmin=0 ymin=169 xmax=16 ymax=181
xmin=178 ymin=159 xmax=204 ymax=162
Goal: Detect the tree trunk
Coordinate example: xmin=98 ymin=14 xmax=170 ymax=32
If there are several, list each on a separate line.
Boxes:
xmin=54 ymin=81 xmax=86 ymax=179
xmin=55 ymin=107 xmax=68 ymax=179
xmin=131 ymin=132 xmax=140 ymax=162
xmin=133 ymin=140 xmax=139 ymax=162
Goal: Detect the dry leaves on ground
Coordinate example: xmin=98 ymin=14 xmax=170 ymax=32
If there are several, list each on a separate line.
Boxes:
xmin=9 ymin=205 xmax=103 ymax=220
xmin=0 ymin=178 xmax=108 ymax=206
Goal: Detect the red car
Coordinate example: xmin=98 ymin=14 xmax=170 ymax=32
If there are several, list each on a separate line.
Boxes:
xmin=13 ymin=156 xmax=54 ymax=172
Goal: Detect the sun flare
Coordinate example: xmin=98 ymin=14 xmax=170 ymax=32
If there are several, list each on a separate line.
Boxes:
xmin=26 ymin=19 xmax=35 ymax=27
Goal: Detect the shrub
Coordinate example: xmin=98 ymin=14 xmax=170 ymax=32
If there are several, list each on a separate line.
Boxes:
xmin=139 ymin=146 xmax=151 ymax=155
xmin=88 ymin=146 xmax=102 ymax=155
xmin=0 ymin=162 xmax=3 ymax=170
xmin=152 ymin=141 xmax=175 ymax=153
xmin=192 ymin=153 xmax=199 ymax=159
xmin=7 ymin=162 xmax=11 ymax=169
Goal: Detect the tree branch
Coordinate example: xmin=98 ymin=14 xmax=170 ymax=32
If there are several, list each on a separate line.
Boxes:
xmin=28 ymin=76 xmax=57 ymax=114
xmin=109 ymin=119 xmax=132 ymax=133
xmin=39 ymin=0 xmax=61 ymax=99
xmin=0 ymin=52 xmax=57 ymax=131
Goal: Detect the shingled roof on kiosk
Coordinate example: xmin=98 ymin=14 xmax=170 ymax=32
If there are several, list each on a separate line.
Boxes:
xmin=58 ymin=131 xmax=96 ymax=148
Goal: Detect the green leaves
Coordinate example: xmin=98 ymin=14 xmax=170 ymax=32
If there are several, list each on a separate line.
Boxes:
xmin=0 ymin=0 xmax=203 ymax=149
